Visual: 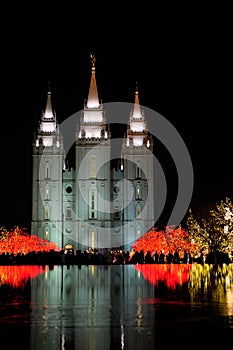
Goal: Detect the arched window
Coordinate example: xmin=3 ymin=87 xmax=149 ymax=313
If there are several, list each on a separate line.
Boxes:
xmin=136 ymin=226 xmax=141 ymax=238
xmin=135 ymin=185 xmax=142 ymax=200
xmin=44 ymin=204 xmax=50 ymax=220
xmin=114 ymin=205 xmax=120 ymax=219
xmin=45 ymin=161 xmax=51 ymax=179
xmin=89 ymin=188 xmax=97 ymax=219
xmin=135 ymin=164 xmax=141 ymax=179
xmin=44 ymin=225 xmax=49 ymax=240
xmin=136 ymin=204 xmax=141 ymax=219
xmin=45 ymin=184 xmax=50 ymax=200
xmin=66 ymin=207 xmax=72 ymax=219
xmin=89 ymin=155 xmax=97 ymax=178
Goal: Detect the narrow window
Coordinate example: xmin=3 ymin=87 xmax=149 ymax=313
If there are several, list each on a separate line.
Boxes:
xmin=136 ymin=204 xmax=141 ymax=219
xmin=66 ymin=207 xmax=72 ymax=219
xmin=45 ymin=161 xmax=51 ymax=179
xmin=44 ymin=227 xmax=49 ymax=240
xmin=136 ymin=165 xmax=141 ymax=179
xmin=44 ymin=205 xmax=50 ymax=220
xmin=137 ymin=227 xmax=141 ymax=238
xmin=45 ymin=184 xmax=49 ymax=200
xmin=90 ymin=230 xmax=95 ymax=250
xmin=89 ymin=155 xmax=97 ymax=178
xmin=114 ymin=206 xmax=120 ymax=219
xmin=89 ymin=188 xmax=97 ymax=219
xmin=136 ymin=186 xmax=141 ymax=200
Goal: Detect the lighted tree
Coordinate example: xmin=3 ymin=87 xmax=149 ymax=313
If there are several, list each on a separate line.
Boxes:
xmin=131 ymin=226 xmax=198 ymax=257
xmin=0 ymin=226 xmax=60 ymax=255
xmin=186 ymin=197 xmax=233 ymax=261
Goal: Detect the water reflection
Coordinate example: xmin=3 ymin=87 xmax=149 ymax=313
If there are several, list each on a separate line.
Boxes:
xmin=0 ymin=264 xmax=233 ymax=349
xmin=0 ymin=265 xmax=48 ymax=288
xmin=134 ymin=263 xmax=192 ymax=287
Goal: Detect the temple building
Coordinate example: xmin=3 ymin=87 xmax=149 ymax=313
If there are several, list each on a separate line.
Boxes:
xmin=31 ymin=56 xmax=154 ymax=250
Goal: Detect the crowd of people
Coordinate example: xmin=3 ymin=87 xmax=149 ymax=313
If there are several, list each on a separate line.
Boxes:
xmin=0 ymin=246 xmax=231 ymax=265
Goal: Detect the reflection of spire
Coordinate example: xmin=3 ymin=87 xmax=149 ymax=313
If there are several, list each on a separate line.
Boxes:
xmin=87 ymin=53 xmax=99 ymax=108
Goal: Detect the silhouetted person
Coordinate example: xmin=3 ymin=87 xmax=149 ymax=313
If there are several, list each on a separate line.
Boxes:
xmin=153 ymin=251 xmax=159 ymax=263
xmin=173 ymin=250 xmax=180 ymax=263
xmin=166 ymin=251 xmax=173 ymax=264
xmin=159 ymin=250 xmax=165 ymax=263
xmin=145 ymin=251 xmax=154 ymax=264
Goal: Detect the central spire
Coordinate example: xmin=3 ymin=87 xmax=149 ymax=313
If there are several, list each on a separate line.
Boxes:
xmin=81 ymin=54 xmax=106 ymax=137
xmin=43 ymin=83 xmax=55 ymax=120
xmin=132 ymin=82 xmax=142 ymax=119
xmin=86 ymin=53 xmax=100 ymax=108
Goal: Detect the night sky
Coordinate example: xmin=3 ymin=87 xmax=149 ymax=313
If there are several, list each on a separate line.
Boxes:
xmin=0 ymin=3 xmax=232 ymax=230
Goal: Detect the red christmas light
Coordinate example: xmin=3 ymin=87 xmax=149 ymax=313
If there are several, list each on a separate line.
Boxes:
xmin=131 ymin=226 xmax=198 ymax=257
xmin=0 ymin=265 xmax=48 ymax=288
xmin=0 ymin=227 xmax=60 ymax=256
xmin=134 ymin=263 xmax=192 ymax=288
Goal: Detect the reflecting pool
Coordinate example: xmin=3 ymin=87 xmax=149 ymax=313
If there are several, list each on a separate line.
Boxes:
xmin=0 ymin=264 xmax=233 ymax=349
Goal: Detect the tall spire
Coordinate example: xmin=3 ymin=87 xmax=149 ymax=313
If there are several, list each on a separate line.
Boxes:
xmin=86 ymin=53 xmax=100 ymax=108
xmin=43 ymin=82 xmax=55 ymax=120
xmin=39 ymin=84 xmax=57 ymax=139
xmin=127 ymin=83 xmax=148 ymax=147
xmin=132 ymin=82 xmax=142 ymax=119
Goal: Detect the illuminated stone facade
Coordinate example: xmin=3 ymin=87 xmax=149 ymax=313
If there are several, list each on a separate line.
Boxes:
xmin=31 ymin=57 xmax=154 ymax=250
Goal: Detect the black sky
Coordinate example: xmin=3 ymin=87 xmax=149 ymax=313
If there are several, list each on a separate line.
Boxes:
xmin=0 ymin=2 xmax=232 ymax=229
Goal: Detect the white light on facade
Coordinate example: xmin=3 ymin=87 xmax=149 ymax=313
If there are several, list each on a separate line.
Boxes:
xmin=133 ymin=138 xmax=143 ymax=147
xmin=85 ymin=128 xmax=101 ymax=138
xmin=83 ymin=110 xmax=102 ymax=123
xmin=40 ymin=121 xmax=56 ymax=133
xmin=130 ymin=121 xmax=145 ymax=132
xmin=43 ymin=136 xmax=53 ymax=147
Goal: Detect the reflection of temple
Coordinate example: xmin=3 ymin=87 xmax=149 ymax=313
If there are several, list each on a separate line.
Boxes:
xmin=1 ymin=264 xmax=233 ymax=348
xmin=31 ymin=56 xmax=154 ymax=250
xmin=30 ymin=265 xmax=155 ymax=350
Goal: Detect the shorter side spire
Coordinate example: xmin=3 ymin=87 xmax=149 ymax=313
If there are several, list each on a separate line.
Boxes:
xmin=43 ymin=82 xmax=55 ymax=120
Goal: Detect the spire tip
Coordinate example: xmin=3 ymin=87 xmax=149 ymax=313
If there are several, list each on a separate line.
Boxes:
xmin=47 ymin=81 xmax=51 ymax=95
xmin=135 ymin=81 xmax=139 ymax=95
xmin=90 ymin=53 xmax=96 ymax=71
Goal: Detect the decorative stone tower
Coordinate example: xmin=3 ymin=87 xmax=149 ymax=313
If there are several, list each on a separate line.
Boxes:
xmin=120 ymin=84 xmax=154 ymax=249
xmin=31 ymin=57 xmax=154 ymax=250
xmin=31 ymin=87 xmax=65 ymax=247
xmin=75 ymin=54 xmax=112 ymax=249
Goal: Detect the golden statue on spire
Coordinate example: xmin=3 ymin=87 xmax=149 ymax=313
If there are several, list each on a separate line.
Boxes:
xmin=90 ymin=53 xmax=96 ymax=70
